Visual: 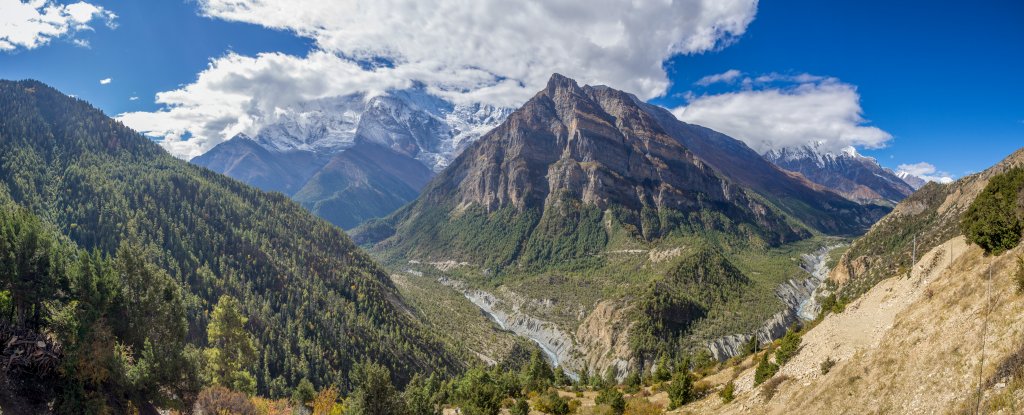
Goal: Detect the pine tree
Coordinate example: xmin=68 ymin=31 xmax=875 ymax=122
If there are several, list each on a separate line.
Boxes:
xmin=346 ymin=361 xmax=406 ymax=415
xmin=754 ymin=351 xmax=779 ymax=386
xmin=667 ymin=370 xmax=694 ymax=409
xmin=205 ymin=295 xmax=257 ymax=394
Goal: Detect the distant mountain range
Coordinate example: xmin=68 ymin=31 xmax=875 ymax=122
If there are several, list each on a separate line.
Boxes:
xmin=763 ymin=143 xmax=916 ymax=205
xmin=193 ymin=88 xmax=511 ymax=229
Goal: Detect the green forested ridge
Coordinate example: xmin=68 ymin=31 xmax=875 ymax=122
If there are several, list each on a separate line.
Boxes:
xmin=0 ymin=188 xmax=202 ymax=411
xmin=962 ymin=167 xmax=1024 ymax=255
xmin=0 ymin=80 xmax=458 ymax=403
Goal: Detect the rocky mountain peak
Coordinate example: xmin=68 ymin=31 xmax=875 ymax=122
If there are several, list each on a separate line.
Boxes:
xmin=764 ymin=142 xmax=915 ymax=205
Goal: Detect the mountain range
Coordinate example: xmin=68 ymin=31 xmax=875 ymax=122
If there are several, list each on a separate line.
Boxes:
xmin=351 ymin=74 xmax=890 ymax=375
xmin=763 ymin=143 xmax=916 ymax=205
xmin=2 ymin=76 xmax=1020 ymax=414
xmin=193 ymin=88 xmax=511 ymax=229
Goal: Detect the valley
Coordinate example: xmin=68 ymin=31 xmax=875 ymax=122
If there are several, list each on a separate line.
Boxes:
xmin=0 ymin=6 xmax=1018 ymax=410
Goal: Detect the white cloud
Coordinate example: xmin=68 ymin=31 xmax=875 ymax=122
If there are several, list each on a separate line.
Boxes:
xmin=121 ymin=0 xmax=759 ymax=159
xmin=672 ymin=74 xmax=891 ymax=154
xmin=0 ymin=0 xmax=116 ymax=52
xmin=897 ymin=162 xmax=954 ymax=184
xmin=129 ymin=96 xmax=138 ymax=101
xmin=695 ymin=69 xmax=742 ymax=86
xmin=99 ymin=77 xmax=111 ymax=85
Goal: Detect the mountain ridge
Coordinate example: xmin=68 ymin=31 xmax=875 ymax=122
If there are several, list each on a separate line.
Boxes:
xmin=763 ymin=143 xmax=915 ymax=205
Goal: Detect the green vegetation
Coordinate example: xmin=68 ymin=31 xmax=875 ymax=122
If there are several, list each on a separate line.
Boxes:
xmin=206 ymin=295 xmax=258 ymax=394
xmin=0 ymin=191 xmax=203 ymax=412
xmin=754 ymin=351 xmax=779 ymax=386
xmin=1016 ymin=256 xmax=1024 ymax=294
xmin=345 ymin=361 xmax=407 ymax=415
xmin=534 ymin=390 xmax=571 ymax=414
xmin=667 ymin=370 xmax=695 ymax=409
xmin=630 ymin=244 xmax=749 ymax=361
xmin=595 ymin=388 xmax=626 ymax=414
xmin=719 ymin=381 xmax=736 ymax=403
xmin=962 ymin=167 xmax=1024 ymax=255
xmin=0 ymin=80 xmax=458 ymax=408
xmin=774 ymin=327 xmax=802 ymax=366
xmin=820 ymin=357 xmax=837 ymax=375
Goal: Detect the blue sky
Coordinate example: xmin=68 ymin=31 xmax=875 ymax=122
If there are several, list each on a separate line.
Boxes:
xmin=0 ymin=0 xmax=1020 ymax=178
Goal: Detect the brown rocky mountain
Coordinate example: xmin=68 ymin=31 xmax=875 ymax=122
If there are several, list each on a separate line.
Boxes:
xmin=355 ymin=74 xmax=886 ymax=264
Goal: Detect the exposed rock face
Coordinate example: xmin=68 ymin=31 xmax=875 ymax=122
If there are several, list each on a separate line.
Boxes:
xmin=575 ymin=301 xmax=635 ymax=381
xmin=438 ymin=278 xmax=576 ymax=372
xmin=442 ymin=76 xmax=801 ymax=238
xmin=764 ymin=144 xmax=915 ymax=205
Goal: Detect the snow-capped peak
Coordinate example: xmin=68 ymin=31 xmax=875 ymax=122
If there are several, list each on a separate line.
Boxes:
xmin=241 ymin=88 xmax=512 ymax=172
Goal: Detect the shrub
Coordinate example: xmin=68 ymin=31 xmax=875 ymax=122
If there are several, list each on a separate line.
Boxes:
xmin=820 ymin=357 xmax=837 ymax=375
xmin=1016 ymin=256 xmax=1024 ymax=294
xmin=753 ymin=352 xmax=779 ymax=386
xmin=667 ymin=371 xmax=694 ymax=409
xmin=533 ymin=390 xmax=570 ymax=415
xmin=197 ymin=386 xmax=256 ymax=415
xmin=774 ymin=328 xmax=802 ymax=366
xmin=623 ymin=398 xmax=662 ymax=415
xmin=595 ymin=388 xmax=626 ymax=415
xmin=719 ymin=381 xmax=735 ymax=404
xmin=759 ymin=375 xmax=790 ymax=401
xmin=962 ymin=167 xmax=1024 ymax=256
xmin=510 ymin=399 xmax=530 ymax=415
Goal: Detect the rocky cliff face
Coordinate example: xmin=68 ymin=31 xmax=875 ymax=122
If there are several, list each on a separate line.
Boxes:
xmin=357 ymin=74 xmax=837 ymax=265
xmin=764 ymin=144 xmax=915 ymax=205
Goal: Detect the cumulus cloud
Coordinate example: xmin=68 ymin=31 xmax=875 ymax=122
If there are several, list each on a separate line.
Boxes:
xmin=695 ymin=69 xmax=742 ymax=86
xmin=99 ymin=77 xmax=111 ymax=85
xmin=896 ymin=162 xmax=954 ymax=184
xmin=672 ymin=73 xmax=891 ymax=154
xmin=120 ymin=0 xmax=759 ymax=159
xmin=0 ymin=0 xmax=116 ymax=52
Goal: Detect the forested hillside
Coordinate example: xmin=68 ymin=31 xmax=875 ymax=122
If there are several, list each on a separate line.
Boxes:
xmin=0 ymin=80 xmax=459 ymax=410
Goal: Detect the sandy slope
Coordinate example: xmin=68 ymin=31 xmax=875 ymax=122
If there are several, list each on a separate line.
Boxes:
xmin=688 ymin=235 xmax=1024 ymax=414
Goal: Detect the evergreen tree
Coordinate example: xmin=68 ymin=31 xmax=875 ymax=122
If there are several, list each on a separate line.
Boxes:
xmin=521 ymin=349 xmax=554 ymax=392
xmin=452 ymin=367 xmax=503 ymax=415
xmin=346 ymin=361 xmax=406 ymax=415
xmin=774 ymin=327 xmax=802 ymax=366
xmin=595 ymin=388 xmax=626 ymax=415
xmin=652 ymin=354 xmax=671 ymax=382
xmin=206 ymin=295 xmax=258 ymax=394
xmin=667 ymin=370 xmax=694 ymax=409
xmin=754 ymin=352 xmax=779 ymax=386
xmin=404 ymin=373 xmax=444 ymax=415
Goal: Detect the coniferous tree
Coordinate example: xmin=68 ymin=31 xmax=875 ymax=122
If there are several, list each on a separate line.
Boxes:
xmin=206 ymin=295 xmax=258 ymax=394
xmin=346 ymin=361 xmax=406 ymax=415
